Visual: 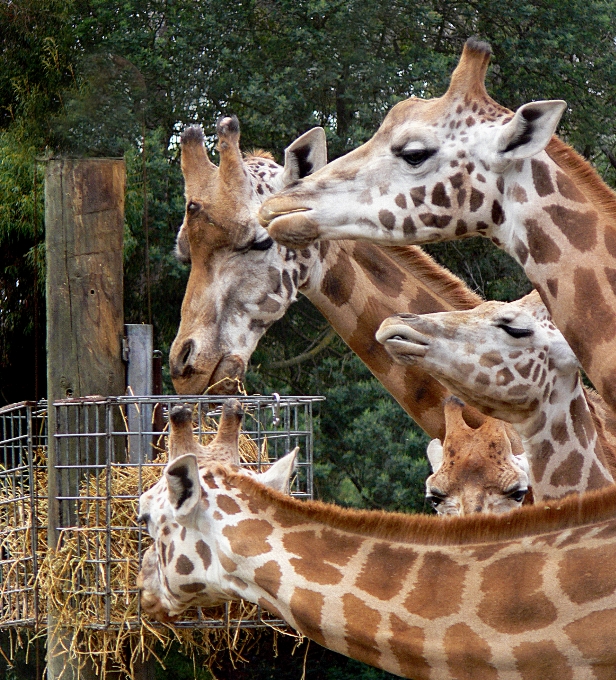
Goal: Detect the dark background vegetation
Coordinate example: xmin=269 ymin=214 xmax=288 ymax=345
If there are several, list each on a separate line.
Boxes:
xmin=1 ymin=0 xmax=616 ymax=677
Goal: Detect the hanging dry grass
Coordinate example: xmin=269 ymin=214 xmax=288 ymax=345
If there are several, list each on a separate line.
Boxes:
xmin=0 ymin=410 xmax=300 ymax=678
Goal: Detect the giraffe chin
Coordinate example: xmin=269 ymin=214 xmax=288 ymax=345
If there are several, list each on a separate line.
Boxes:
xmin=266 ymin=212 xmax=320 ymax=249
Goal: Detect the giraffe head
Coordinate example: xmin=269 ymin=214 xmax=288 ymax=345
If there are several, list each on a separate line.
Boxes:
xmin=376 ymin=290 xmax=579 ymax=423
xmin=137 ymin=399 xmax=297 ymax=621
xmin=425 ymin=397 xmax=529 ymax=516
xmin=259 ymin=38 xmax=566 ymax=249
xmin=170 ymin=117 xmax=326 ymax=394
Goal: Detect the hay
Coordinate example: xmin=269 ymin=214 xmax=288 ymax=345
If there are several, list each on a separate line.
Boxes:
xmin=0 ymin=410 xmax=300 ymax=678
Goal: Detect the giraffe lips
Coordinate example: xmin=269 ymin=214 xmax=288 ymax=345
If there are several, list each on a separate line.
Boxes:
xmin=259 ymin=202 xmax=319 ymax=248
xmin=376 ymin=323 xmax=430 ymax=360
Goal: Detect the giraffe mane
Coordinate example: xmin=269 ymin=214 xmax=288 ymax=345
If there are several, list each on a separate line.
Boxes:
xmin=221 ymin=466 xmax=616 ymax=547
xmin=382 ymin=245 xmax=484 ymax=309
xmin=245 ymin=149 xmax=276 ymax=161
xmin=546 ymin=136 xmax=616 ymax=224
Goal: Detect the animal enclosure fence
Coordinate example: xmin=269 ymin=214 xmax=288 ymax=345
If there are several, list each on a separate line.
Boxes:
xmin=0 ymin=394 xmax=321 ymax=635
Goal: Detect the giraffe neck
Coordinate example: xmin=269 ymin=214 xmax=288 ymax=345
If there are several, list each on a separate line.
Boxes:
xmin=196 ymin=466 xmax=616 ymax=678
xmin=515 ymin=373 xmax=614 ymax=497
xmin=495 ymin=138 xmax=616 ymax=411
xmin=299 ymin=240 xmax=492 ymax=440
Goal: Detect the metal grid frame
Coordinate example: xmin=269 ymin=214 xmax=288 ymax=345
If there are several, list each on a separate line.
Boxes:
xmin=0 ymin=395 xmax=322 ymax=631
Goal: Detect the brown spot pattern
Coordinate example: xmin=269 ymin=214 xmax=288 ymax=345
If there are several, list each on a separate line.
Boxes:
xmin=555 ymin=171 xmax=587 ymax=203
xmin=395 ymin=193 xmax=407 ymax=209
xmin=223 ymin=519 xmax=273 ymax=557
xmin=513 ymin=641 xmax=573 ymax=680
xmin=404 ymin=552 xmax=467 ymax=620
xmin=566 ymin=268 xmax=616 ymax=370
xmin=343 ymin=594 xmax=382 ymax=668
xmin=443 ymin=623 xmax=498 ymax=680
xmin=543 ymin=204 xmax=598 ymax=252
xmin=179 ymin=582 xmax=206 ymax=593
xmin=469 ymin=188 xmax=484 ymax=212
xmin=402 ymin=215 xmax=416 ymax=237
xmin=525 ymin=218 xmax=562 ymax=264
xmin=531 ymin=159 xmax=555 ymax=197
xmin=379 ymin=209 xmax=396 ymax=230
xmin=355 ymin=543 xmax=418 ymax=601
xmin=321 ymin=249 xmax=355 ymax=307
xmin=282 ymin=529 xmax=362 ymax=567
xmin=431 ymin=182 xmax=451 ymax=208
xmin=570 ymin=393 xmax=595 ymax=448
xmin=175 ymin=554 xmax=195 ymax=575
xmin=479 ymin=351 xmax=503 ymax=368
xmin=217 ymin=495 xmax=241 ymax=514
xmin=388 ymin=613 xmax=431 ymax=679
xmin=550 ymin=450 xmax=584 ymax=487
xmin=195 ymin=540 xmax=211 ymax=570
xmin=289 ymin=588 xmax=326 ymax=645
xmin=564 ymin=609 xmax=616 ymax=668
xmin=410 ymin=186 xmax=426 ymax=206
xmin=478 ymin=553 xmax=558 ymax=633
xmin=559 ymin=544 xmax=616 ymax=605
xmin=254 ymin=560 xmax=283 ymax=598
xmin=547 ymin=278 xmax=559 ymax=297
xmin=496 ymin=367 xmax=515 ymax=386
xmin=353 ymin=243 xmax=404 ymax=297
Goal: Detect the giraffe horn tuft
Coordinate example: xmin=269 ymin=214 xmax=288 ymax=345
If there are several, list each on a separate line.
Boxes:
xmin=446 ymin=37 xmax=492 ymax=100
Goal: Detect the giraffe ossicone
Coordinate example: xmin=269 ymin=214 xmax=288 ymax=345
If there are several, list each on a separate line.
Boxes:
xmin=377 ymin=290 xmax=616 ymax=500
xmin=138 ymin=398 xmax=616 ymax=678
xmin=260 ymin=38 xmax=616 ymax=414
xmin=171 ymin=114 xmax=534 ymax=514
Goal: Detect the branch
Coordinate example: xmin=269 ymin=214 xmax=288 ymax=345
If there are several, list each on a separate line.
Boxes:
xmin=264 ymin=327 xmax=338 ymax=369
xmin=601 ymin=146 xmax=616 ymax=172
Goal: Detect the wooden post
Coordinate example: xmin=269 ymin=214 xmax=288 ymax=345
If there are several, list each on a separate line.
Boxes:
xmin=45 ymin=158 xmax=125 ymax=680
xmin=125 ymin=323 xmax=153 ymax=463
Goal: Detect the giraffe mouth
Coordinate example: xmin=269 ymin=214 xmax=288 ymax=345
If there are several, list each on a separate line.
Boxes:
xmin=376 ymin=323 xmax=430 ymax=359
xmin=259 ymin=203 xmax=319 ymax=248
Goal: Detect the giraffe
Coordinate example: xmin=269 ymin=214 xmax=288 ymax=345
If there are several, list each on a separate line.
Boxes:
xmin=138 ymin=405 xmax=616 ymax=679
xmin=425 ymin=396 xmax=530 ymax=516
xmin=137 ymin=400 xmax=298 ymax=621
xmin=377 ymin=290 xmax=616 ymax=501
xmin=259 ymin=37 xmax=616 ymax=415
xmin=171 ymin=115 xmax=531 ymax=513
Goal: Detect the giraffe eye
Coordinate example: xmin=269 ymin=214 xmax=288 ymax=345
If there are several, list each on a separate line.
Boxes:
xmin=187 ymin=201 xmax=200 ymax=213
xmin=250 ymin=235 xmax=274 ymax=251
xmin=497 ymin=324 xmax=534 ymax=339
xmin=399 ymin=149 xmax=437 ymax=167
xmin=507 ymin=488 xmax=528 ymax=503
xmin=426 ymin=491 xmax=446 ymax=509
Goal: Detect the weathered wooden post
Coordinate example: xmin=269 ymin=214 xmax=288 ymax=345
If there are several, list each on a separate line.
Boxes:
xmin=45 ymin=158 xmax=125 ymax=680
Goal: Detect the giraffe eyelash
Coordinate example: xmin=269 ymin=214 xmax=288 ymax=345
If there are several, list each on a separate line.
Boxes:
xmin=496 ymin=323 xmax=534 ymax=339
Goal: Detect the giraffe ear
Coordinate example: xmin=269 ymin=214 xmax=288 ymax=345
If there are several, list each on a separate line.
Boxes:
xmin=496 ymin=100 xmax=566 ymax=160
xmin=426 ymin=439 xmax=444 ymax=473
xmin=165 ymin=454 xmax=201 ymax=518
xmin=254 ymin=448 xmax=298 ymax=493
xmin=281 ymin=128 xmax=327 ymax=186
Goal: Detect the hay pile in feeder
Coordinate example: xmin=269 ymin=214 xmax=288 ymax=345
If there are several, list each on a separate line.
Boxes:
xmin=0 ymin=410 xmax=301 ymax=678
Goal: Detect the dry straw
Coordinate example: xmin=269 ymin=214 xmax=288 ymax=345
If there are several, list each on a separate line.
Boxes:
xmin=0 ymin=408 xmax=301 ymax=678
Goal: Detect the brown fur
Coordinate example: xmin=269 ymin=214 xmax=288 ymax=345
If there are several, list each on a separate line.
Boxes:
xmin=383 ymin=245 xmax=484 ymax=309
xmin=546 ymin=137 xmax=616 ymax=225
xmin=246 ymin=149 xmax=276 ymax=161
xmin=219 ymin=464 xmax=616 ymax=548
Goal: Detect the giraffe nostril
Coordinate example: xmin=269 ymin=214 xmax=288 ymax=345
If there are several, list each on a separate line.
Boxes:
xmin=178 ymin=340 xmax=195 ymax=374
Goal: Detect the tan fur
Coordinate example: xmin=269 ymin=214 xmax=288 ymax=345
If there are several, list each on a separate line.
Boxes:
xmin=227 ymin=465 xmax=616 ymax=546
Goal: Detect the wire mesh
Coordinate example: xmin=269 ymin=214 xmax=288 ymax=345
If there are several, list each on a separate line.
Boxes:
xmin=0 ymin=395 xmax=322 ymax=631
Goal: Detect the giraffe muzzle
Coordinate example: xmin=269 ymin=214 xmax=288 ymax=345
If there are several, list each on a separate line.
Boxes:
xmin=376 ymin=319 xmax=430 ymax=361
xmin=259 ymin=203 xmax=320 ymax=248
